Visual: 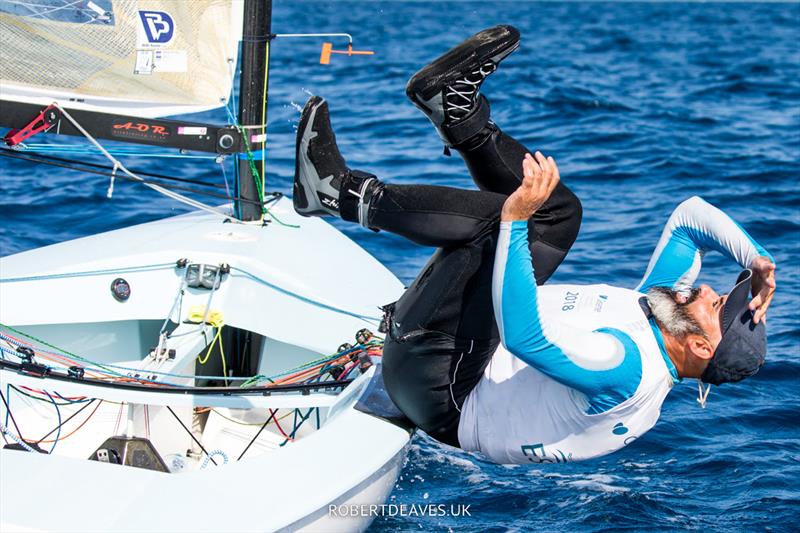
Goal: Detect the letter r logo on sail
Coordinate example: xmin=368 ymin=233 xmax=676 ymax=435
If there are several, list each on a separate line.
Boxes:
xmin=138 ymin=11 xmax=174 ymax=45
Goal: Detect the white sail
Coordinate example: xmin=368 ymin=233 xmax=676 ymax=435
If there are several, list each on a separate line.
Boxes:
xmin=0 ymin=0 xmax=244 ymax=117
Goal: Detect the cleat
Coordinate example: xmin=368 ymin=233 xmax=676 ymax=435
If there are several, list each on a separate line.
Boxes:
xmin=405 ymin=25 xmax=520 ymax=148
xmin=293 ymin=96 xmax=350 ymax=217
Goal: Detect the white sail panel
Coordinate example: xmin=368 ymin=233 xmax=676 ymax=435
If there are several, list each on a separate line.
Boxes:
xmin=0 ymin=0 xmax=244 ymax=117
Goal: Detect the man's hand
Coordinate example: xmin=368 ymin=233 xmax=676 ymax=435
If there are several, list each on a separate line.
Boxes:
xmin=501 ymin=152 xmax=560 ymax=222
xmin=749 ymin=256 xmax=776 ymax=324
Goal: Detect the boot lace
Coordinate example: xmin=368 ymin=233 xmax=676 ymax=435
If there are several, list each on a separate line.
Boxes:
xmin=444 ymin=60 xmax=497 ymax=122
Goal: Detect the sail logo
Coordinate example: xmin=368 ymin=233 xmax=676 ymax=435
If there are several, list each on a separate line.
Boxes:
xmin=138 ymin=11 xmax=174 ymax=45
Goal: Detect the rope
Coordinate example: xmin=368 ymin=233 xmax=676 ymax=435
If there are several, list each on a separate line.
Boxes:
xmin=2 ymin=322 xmax=383 ymax=389
xmin=196 ymin=325 xmax=229 ymax=387
xmin=279 ymin=407 xmax=315 ymax=447
xmin=237 ymin=408 xmax=278 ymax=461
xmin=0 ymin=261 xmax=381 ymax=325
xmin=53 ymin=104 xmax=241 ymax=223
xmin=32 ymin=397 xmax=97 ymax=444
xmin=200 ymin=449 xmax=229 ymax=469
xmin=0 ymin=423 xmax=37 ymax=453
xmin=43 ymin=392 xmax=61 ymax=453
xmin=166 ymin=406 xmax=217 ymax=466
xmin=19 ymin=143 xmax=220 ymax=159
xmin=0 ymin=262 xmax=174 ymax=284
xmin=696 ymin=380 xmax=712 ymax=409
xmin=0 ymin=388 xmax=25 ymax=442
xmin=0 ymin=149 xmax=281 ymax=209
xmin=229 ymin=266 xmax=381 ymax=323
xmin=37 ymin=400 xmax=104 ymax=444
xmin=209 ymin=408 xmax=293 ymax=427
xmin=223 ymin=105 xmax=298 ymax=229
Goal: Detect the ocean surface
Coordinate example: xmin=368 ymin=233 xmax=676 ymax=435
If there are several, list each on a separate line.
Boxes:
xmin=1 ymin=1 xmax=799 ymax=531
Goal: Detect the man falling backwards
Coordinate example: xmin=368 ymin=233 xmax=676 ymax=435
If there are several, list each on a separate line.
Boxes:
xmin=291 ymin=26 xmax=777 ymax=464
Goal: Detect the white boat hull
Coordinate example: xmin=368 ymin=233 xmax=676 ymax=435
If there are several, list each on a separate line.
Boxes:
xmin=0 ymin=199 xmax=412 ymax=532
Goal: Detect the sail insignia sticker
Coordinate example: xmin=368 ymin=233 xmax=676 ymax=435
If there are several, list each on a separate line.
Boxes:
xmin=137 ymin=10 xmax=174 ymax=48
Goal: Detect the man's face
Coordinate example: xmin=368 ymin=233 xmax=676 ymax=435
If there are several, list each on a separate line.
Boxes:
xmin=678 ymin=284 xmax=727 ymax=348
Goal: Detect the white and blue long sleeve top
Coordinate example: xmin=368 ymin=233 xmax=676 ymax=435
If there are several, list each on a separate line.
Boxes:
xmin=457 ymin=196 xmax=772 ymax=464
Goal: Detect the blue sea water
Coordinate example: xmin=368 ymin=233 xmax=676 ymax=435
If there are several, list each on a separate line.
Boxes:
xmin=1 ymin=1 xmax=799 ymax=531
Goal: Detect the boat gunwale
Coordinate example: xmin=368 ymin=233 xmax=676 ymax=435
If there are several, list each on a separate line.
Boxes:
xmin=0 ymin=358 xmax=353 ymax=398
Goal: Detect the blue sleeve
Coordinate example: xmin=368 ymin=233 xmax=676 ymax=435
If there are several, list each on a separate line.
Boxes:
xmin=636 ymin=196 xmax=773 ymax=293
xmin=493 ymin=221 xmax=642 ymax=414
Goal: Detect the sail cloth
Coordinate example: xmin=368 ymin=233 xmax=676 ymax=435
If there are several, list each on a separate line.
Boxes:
xmin=0 ymin=0 xmax=244 ymax=117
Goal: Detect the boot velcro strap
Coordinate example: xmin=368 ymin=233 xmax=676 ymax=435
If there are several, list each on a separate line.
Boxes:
xmin=441 ymin=94 xmax=491 ymax=147
xmin=350 ymin=169 xmax=378 ymax=181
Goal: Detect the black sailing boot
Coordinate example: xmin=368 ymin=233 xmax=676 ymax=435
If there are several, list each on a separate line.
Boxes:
xmin=405 ymin=25 xmax=520 ymax=153
xmin=293 ymin=96 xmax=380 ymax=226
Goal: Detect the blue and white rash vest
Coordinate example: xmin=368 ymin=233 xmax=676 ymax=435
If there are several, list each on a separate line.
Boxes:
xmin=457 ymin=196 xmax=772 ymax=464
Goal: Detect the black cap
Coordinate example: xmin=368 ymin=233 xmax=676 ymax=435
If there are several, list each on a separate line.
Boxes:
xmin=701 ymin=269 xmax=767 ymax=385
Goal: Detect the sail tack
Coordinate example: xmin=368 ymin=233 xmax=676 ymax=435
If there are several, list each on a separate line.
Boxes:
xmin=0 ymin=0 xmax=244 ymax=117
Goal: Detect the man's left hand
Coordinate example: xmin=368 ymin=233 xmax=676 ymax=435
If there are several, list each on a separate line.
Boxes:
xmin=749 ymin=256 xmax=776 ymax=324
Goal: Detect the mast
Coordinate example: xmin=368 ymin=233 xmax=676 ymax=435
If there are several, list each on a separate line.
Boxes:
xmin=236 ymin=0 xmax=272 ymax=222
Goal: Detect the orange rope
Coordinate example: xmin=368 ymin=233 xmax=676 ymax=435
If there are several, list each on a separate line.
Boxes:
xmin=37 ymin=400 xmax=103 ymax=444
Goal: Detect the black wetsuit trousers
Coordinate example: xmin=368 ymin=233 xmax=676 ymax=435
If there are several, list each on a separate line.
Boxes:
xmin=365 ymin=127 xmax=582 ymax=446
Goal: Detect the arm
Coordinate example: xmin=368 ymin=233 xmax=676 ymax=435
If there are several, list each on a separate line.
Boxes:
xmin=493 ymin=221 xmax=642 ymax=413
xmin=636 ymin=196 xmax=776 ymax=322
xmin=636 ymin=196 xmax=773 ymax=293
xmin=496 ymin=153 xmax=641 ymax=413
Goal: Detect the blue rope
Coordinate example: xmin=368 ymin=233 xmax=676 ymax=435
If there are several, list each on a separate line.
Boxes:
xmin=20 ymin=144 xmax=218 ymax=160
xmin=44 ymin=391 xmax=61 ymax=453
xmin=0 ymin=263 xmax=175 ymax=284
xmin=229 ymin=266 xmax=381 ymax=324
xmin=4 ymin=385 xmax=9 ymax=430
xmin=279 ymin=407 xmax=315 ymax=447
xmin=200 ymin=449 xmax=229 ymax=469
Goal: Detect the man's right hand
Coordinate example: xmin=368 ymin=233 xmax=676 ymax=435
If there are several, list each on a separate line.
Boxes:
xmin=501 ymin=151 xmax=561 ymax=222
xmin=749 ymin=256 xmax=776 ymax=324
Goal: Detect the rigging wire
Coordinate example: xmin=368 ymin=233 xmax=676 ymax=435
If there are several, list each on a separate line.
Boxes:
xmin=37 ymin=400 xmax=103 ymax=445
xmin=237 ymin=408 xmax=278 ymax=461
xmin=0 ymin=388 xmax=25 ymax=444
xmin=0 ymin=148 xmax=227 ymax=188
xmin=166 ymin=406 xmax=217 ymax=466
xmin=19 ymin=143 xmax=221 ymax=159
xmin=0 ymin=148 xmax=280 ymax=208
xmin=30 ymin=397 xmax=97 ymax=444
xmin=52 ymin=104 xmax=240 ymax=222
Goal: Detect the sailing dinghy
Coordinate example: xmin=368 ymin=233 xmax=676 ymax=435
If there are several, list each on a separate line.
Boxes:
xmin=0 ymin=1 xmax=413 ymax=531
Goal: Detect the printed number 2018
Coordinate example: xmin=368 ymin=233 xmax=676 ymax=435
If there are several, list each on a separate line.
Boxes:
xmin=562 ymin=291 xmax=579 ymax=311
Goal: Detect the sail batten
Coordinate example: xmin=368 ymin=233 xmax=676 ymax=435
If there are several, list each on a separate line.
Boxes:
xmin=0 ymin=0 xmax=244 ymax=118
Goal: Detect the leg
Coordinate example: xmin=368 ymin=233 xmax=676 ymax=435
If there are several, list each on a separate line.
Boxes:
xmin=405 ymin=25 xmax=524 ymax=195
xmin=353 ymin=178 xmax=579 ymax=284
xmin=291 ymin=95 xmax=580 ymax=447
xmin=293 ymin=95 xmax=581 ymax=282
xmin=405 ymin=25 xmax=582 ymax=281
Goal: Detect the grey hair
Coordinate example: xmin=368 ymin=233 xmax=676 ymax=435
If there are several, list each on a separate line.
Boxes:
xmin=646 ymin=287 xmax=705 ymax=339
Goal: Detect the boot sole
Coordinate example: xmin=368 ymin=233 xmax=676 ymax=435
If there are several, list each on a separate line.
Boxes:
xmin=293 ymin=96 xmax=332 ymax=217
xmin=405 ymin=25 xmax=520 ymax=112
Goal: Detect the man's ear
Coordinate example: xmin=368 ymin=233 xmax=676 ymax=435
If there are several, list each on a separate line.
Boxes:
xmin=686 ymin=334 xmax=715 ymax=361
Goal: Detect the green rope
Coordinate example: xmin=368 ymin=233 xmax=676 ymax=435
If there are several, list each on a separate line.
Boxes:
xmin=0 ymin=323 xmax=118 ymax=374
xmin=234 ymin=123 xmax=265 ymax=209
xmin=232 ymin=124 xmax=299 ymax=229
